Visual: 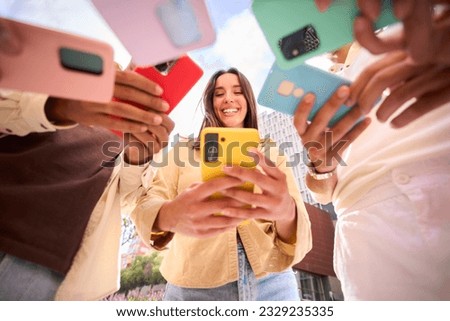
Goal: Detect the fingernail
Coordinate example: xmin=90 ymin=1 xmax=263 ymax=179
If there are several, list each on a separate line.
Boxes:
xmin=337 ymin=86 xmax=350 ymax=99
xmin=154 ymin=86 xmax=163 ymax=96
xmin=140 ymin=126 xmax=148 ymax=132
xmin=303 ymin=93 xmax=315 ymax=104
xmin=161 ymin=101 xmax=170 ymax=112
xmin=152 ymin=115 xmax=162 ymax=125
xmin=316 ymin=3 xmax=327 ymax=12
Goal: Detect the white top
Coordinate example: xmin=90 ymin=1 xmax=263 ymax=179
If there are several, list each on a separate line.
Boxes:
xmin=331 ymin=46 xmax=450 ymax=214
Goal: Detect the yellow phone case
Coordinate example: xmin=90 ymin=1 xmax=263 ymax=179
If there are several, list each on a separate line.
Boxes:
xmin=200 ymin=127 xmax=260 ymax=225
xmin=200 ymin=127 xmax=260 ymax=205
xmin=200 ymin=127 xmax=260 ymax=192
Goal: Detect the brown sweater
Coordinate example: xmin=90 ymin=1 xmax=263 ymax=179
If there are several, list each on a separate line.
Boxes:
xmin=0 ymin=125 xmax=119 ymax=275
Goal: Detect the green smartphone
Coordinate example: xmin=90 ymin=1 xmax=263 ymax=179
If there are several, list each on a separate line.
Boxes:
xmin=252 ymin=0 xmax=397 ymax=69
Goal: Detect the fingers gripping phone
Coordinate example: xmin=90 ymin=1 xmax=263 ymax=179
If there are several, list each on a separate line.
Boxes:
xmin=200 ymin=127 xmax=260 ymax=198
xmin=258 ymin=62 xmax=353 ymax=127
xmin=110 ymin=55 xmax=203 ymax=136
xmin=134 ymin=55 xmax=203 ymax=114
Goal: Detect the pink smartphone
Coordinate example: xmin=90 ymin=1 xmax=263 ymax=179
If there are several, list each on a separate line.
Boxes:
xmin=91 ymin=0 xmax=216 ymax=66
xmin=0 ymin=17 xmax=115 ymax=103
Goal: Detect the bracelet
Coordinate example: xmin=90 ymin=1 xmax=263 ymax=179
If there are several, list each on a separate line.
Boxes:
xmin=306 ymin=162 xmax=336 ymax=180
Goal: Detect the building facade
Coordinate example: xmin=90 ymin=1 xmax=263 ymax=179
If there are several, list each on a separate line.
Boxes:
xmin=258 ymin=110 xmax=343 ymax=300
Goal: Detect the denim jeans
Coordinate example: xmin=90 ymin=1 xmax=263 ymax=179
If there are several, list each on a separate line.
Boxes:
xmin=164 ymin=240 xmax=300 ymax=301
xmin=0 ymin=251 xmax=64 ymax=300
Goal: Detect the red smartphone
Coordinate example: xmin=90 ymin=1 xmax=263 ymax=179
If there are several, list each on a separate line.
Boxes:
xmin=111 ymin=55 xmax=203 ymax=136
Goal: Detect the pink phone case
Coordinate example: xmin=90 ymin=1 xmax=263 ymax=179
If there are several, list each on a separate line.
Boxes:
xmin=0 ymin=17 xmax=115 ymax=103
xmin=91 ymin=0 xmax=216 ymax=66
xmin=110 ymin=55 xmax=203 ymax=137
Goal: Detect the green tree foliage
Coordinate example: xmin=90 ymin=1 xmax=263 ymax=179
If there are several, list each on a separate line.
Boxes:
xmin=119 ymin=252 xmax=166 ymax=293
xmin=121 ymin=217 xmax=137 ymax=246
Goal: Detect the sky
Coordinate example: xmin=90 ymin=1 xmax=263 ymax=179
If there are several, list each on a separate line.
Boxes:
xmin=0 ymin=0 xmax=331 ymax=141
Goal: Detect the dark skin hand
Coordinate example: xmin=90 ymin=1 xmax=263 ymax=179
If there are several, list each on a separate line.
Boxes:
xmin=45 ymin=68 xmax=175 ymax=164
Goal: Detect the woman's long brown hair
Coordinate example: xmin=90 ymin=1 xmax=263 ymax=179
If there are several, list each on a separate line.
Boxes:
xmin=192 ymin=68 xmax=259 ymax=149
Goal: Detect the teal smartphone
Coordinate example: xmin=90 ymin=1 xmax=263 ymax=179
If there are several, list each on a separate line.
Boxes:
xmin=252 ymin=0 xmax=397 ymax=69
xmin=258 ymin=62 xmax=353 ymax=127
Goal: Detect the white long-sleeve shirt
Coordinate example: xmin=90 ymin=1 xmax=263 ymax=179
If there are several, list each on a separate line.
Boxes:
xmin=327 ymin=45 xmax=450 ymax=214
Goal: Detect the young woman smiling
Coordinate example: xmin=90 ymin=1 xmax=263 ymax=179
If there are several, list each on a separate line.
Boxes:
xmin=131 ymin=68 xmax=312 ymax=301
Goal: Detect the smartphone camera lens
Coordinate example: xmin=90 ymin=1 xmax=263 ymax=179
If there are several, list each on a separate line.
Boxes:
xmin=59 ymin=47 xmax=103 ymax=75
xmin=278 ymin=24 xmax=320 ymax=60
xmin=204 ymin=133 xmax=219 ymax=163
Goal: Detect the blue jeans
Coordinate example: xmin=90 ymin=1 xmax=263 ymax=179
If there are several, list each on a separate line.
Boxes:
xmin=164 ymin=241 xmax=300 ymax=301
xmin=0 ymin=252 xmax=64 ymax=300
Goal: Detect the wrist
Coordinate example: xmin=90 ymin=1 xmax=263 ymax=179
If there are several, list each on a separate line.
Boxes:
xmin=124 ymin=152 xmax=152 ymax=166
xmin=153 ymin=203 xmax=174 ymax=233
xmin=306 ymin=155 xmax=336 ymax=180
xmin=275 ymin=198 xmax=297 ymax=244
xmin=307 ymin=164 xmax=336 ymax=180
xmin=44 ymin=97 xmax=77 ymax=126
xmin=277 ymin=198 xmax=297 ymax=225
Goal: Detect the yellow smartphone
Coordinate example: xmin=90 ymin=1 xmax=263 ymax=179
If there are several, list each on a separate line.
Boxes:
xmin=200 ymin=127 xmax=260 ymax=197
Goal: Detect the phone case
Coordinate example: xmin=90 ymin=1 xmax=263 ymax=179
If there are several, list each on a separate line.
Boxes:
xmin=0 ymin=17 xmax=115 ymax=103
xmin=252 ymin=0 xmax=397 ymax=69
xmin=134 ymin=55 xmax=203 ymax=113
xmin=110 ymin=55 xmax=203 ymax=136
xmin=91 ymin=0 xmax=216 ymax=66
xmin=200 ymin=127 xmax=260 ymax=194
xmin=258 ymin=62 xmax=352 ymax=127
xmin=155 ymin=0 xmax=202 ymax=48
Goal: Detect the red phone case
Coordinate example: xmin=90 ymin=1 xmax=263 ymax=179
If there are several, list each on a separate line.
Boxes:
xmin=134 ymin=55 xmax=203 ymax=114
xmin=111 ymin=55 xmax=203 ymax=136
